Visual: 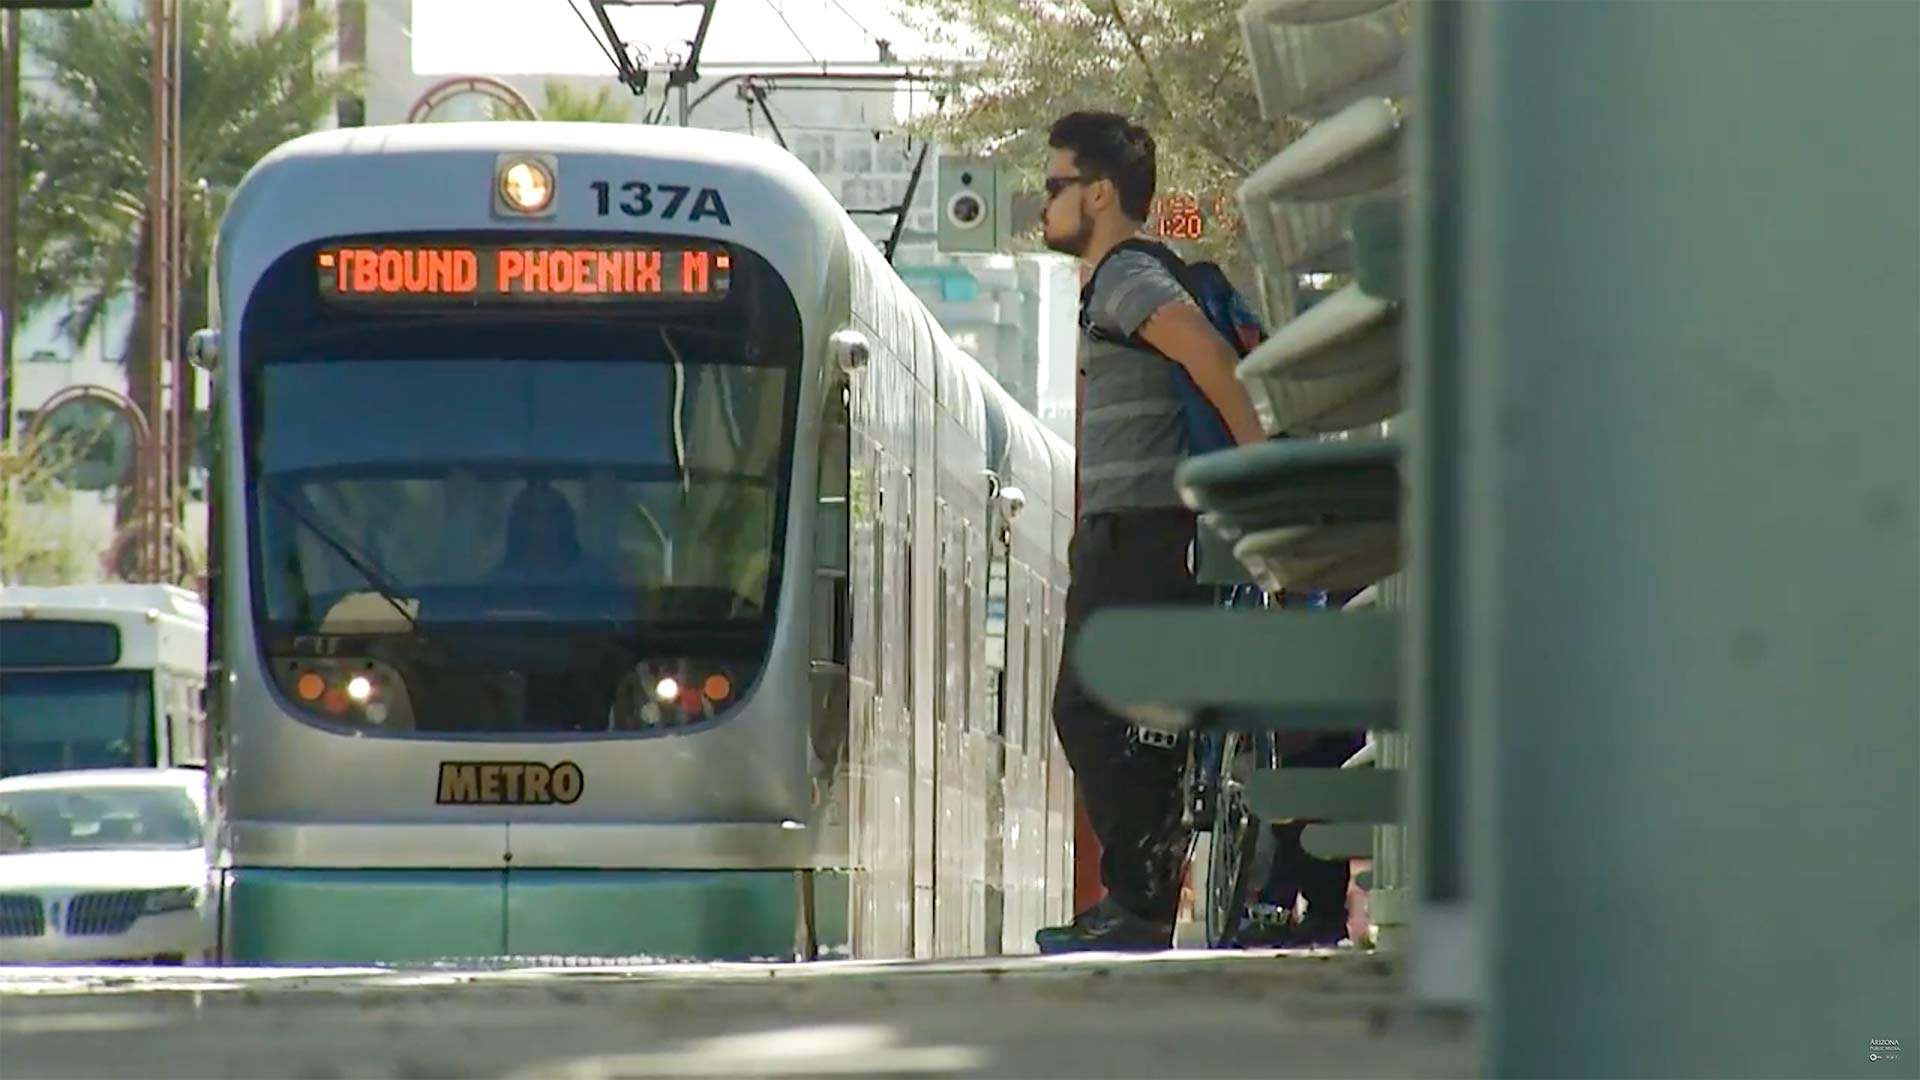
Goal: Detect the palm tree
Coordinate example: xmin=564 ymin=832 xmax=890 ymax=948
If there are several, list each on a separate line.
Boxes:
xmin=15 ymin=0 xmax=357 ymax=524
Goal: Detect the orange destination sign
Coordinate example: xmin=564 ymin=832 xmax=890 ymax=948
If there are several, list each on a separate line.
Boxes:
xmin=316 ymin=243 xmax=732 ymax=303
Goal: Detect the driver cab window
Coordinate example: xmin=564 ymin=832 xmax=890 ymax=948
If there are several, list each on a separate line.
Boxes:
xmin=258 ymin=359 xmax=787 ymax=631
xmin=238 ymin=234 xmax=806 ymax=736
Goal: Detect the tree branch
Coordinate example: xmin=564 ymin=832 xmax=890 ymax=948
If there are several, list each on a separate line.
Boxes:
xmin=1202 ymin=48 xmax=1245 ymax=104
xmin=1098 ymin=0 xmax=1254 ymax=176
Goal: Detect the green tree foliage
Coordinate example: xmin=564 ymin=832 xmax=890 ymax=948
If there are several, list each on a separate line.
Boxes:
xmin=15 ymin=0 xmax=354 ymax=564
xmin=16 ymin=0 xmax=358 ymax=369
xmin=1 ymin=424 xmax=96 ymax=585
xmin=534 ymin=79 xmax=634 ymax=123
xmin=900 ymin=0 xmax=1296 ymax=282
xmin=480 ymin=78 xmax=633 ymax=123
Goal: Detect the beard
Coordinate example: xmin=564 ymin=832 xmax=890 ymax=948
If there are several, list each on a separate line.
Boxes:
xmin=1042 ymin=216 xmax=1094 ymax=258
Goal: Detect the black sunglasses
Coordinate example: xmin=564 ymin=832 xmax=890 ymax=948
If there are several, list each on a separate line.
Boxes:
xmin=1043 ymin=175 xmax=1095 ymax=200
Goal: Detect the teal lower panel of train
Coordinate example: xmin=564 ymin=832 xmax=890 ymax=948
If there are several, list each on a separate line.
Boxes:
xmin=220 ymin=868 xmax=852 ymax=965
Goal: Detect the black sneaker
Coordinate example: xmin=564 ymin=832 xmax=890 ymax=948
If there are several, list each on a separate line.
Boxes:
xmin=1229 ymin=908 xmax=1351 ymax=949
xmin=1034 ymin=896 xmax=1174 ymax=955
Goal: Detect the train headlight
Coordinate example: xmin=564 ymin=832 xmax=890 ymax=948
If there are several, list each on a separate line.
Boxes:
xmin=497 ymin=156 xmax=555 ymax=214
xmin=610 ymin=660 xmax=754 ymax=730
xmin=275 ymin=658 xmax=409 ymax=729
xmin=295 ymin=672 xmax=326 ymax=702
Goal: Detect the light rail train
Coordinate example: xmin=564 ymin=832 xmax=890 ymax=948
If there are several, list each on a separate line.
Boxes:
xmin=192 ymin=122 xmax=1078 ymax=963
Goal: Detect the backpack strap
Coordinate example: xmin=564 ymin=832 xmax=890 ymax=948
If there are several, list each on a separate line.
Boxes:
xmin=1077 ymin=238 xmax=1198 ymax=347
xmin=1076 ymin=238 xmax=1238 ymax=456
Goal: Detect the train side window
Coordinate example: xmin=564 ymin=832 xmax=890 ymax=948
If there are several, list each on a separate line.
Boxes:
xmin=984 ymin=477 xmax=1012 ymax=740
xmin=1031 ymin=590 xmax=1051 ymax=749
xmin=871 ymin=454 xmax=887 ymax=684
xmin=813 ymin=378 xmax=851 ymax=667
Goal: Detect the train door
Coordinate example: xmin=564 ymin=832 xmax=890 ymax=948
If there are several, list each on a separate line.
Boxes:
xmin=809 ymin=355 xmax=853 ymax=852
xmin=978 ymin=401 xmax=1013 ymax=955
xmin=804 ymin=348 xmax=855 ymax=957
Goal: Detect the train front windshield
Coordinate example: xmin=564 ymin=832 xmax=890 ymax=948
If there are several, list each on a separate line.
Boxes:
xmin=238 ymin=234 xmax=803 ymax=735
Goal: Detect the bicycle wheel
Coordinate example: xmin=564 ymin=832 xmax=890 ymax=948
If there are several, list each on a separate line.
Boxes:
xmin=1204 ymin=729 xmax=1279 ymax=947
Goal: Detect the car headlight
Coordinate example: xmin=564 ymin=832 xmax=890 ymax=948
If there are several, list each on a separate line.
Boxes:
xmin=143 ymin=887 xmax=200 ymax=914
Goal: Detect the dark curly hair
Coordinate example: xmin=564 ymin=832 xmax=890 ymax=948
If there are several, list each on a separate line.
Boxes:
xmin=1047 ymin=111 xmax=1157 ymax=222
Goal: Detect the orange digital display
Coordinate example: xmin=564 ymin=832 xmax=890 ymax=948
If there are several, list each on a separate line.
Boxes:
xmin=316 ymin=243 xmax=732 ymax=304
xmin=1146 ymin=192 xmax=1241 ymax=240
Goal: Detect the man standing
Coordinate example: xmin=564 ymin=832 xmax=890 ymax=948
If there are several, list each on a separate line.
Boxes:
xmin=1036 ymin=111 xmax=1265 ymax=953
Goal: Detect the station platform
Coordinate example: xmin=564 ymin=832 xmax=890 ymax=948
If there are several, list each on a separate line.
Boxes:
xmin=0 ymin=950 xmax=1474 ymax=1078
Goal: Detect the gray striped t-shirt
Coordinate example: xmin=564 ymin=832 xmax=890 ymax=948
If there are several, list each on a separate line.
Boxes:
xmin=1084 ymin=249 xmax=1197 ymax=339
xmin=1077 ymin=248 xmax=1201 ymax=517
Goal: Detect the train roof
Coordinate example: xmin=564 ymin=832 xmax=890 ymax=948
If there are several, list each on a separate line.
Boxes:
xmin=244 ymin=121 xmax=837 ymax=213
xmin=255 ymin=120 xmax=808 ymax=166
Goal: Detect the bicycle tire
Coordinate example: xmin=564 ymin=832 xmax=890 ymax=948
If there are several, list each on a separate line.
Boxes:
xmin=1204 ymin=729 xmax=1280 ymax=947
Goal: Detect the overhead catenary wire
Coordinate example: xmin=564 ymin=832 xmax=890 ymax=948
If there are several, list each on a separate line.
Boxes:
xmin=821 ymin=0 xmax=884 ymax=48
xmin=564 ymin=0 xmax=626 ymax=78
xmin=757 ymin=0 xmax=821 ymax=67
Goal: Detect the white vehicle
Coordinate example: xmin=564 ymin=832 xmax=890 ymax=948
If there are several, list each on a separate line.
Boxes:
xmin=0 ymin=768 xmax=215 ymax=964
xmin=0 ymin=584 xmax=209 ymax=778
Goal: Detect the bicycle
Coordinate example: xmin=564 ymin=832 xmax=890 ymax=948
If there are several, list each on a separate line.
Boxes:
xmin=1170 ymin=583 xmax=1368 ymax=949
xmin=1146 ymin=582 xmax=1286 ymax=948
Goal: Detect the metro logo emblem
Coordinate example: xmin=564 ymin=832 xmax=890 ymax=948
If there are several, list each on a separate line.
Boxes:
xmin=436 ymin=761 xmax=584 ymax=805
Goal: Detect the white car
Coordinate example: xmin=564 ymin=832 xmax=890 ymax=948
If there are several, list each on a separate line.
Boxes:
xmin=0 ymin=768 xmax=216 ymax=964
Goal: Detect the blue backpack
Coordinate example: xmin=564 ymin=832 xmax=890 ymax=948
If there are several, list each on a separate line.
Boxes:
xmin=1078 ymin=239 xmax=1269 ymax=456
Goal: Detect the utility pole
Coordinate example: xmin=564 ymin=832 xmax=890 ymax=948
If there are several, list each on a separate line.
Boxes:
xmin=2 ymin=8 xmax=21 ymax=445
xmin=137 ymin=0 xmax=181 ymax=583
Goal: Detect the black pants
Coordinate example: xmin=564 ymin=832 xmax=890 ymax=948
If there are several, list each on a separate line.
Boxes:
xmin=1261 ymin=732 xmax=1367 ymax=923
xmin=1051 ymin=509 xmax=1210 ymax=924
